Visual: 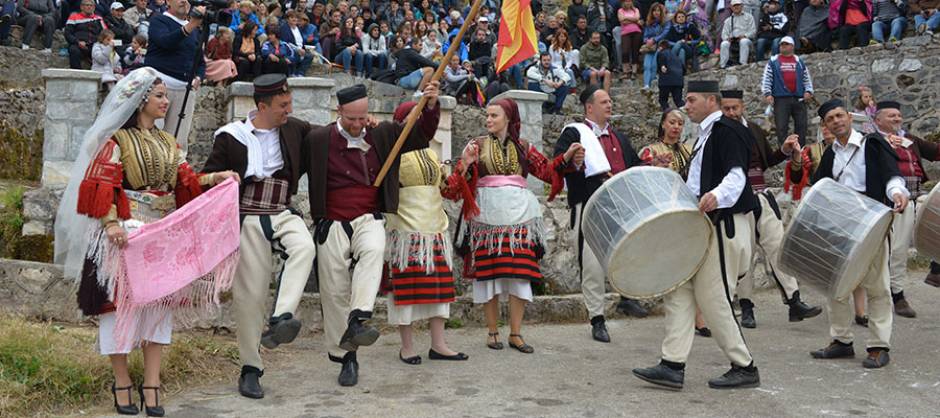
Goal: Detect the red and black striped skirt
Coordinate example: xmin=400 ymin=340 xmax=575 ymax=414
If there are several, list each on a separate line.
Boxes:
xmin=470 ymin=238 xmax=543 ymax=283
xmin=387 ymin=245 xmax=456 ymax=306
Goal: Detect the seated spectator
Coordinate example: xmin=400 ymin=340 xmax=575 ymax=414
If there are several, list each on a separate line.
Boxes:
xmin=105 ymin=2 xmax=135 ymax=50
xmin=123 ymin=34 xmax=147 ymax=73
xmin=641 ymin=3 xmax=667 ymax=89
xmin=361 ymin=23 xmax=388 ymax=77
xmin=656 ymin=40 xmax=684 ymax=111
xmin=385 ymin=0 xmax=405 ymax=32
xmin=854 ymin=85 xmax=878 ymax=132
xmin=335 ymin=17 xmax=364 ymax=75
xmin=261 ymin=24 xmax=293 ymax=76
xmin=281 ymin=10 xmax=314 ymax=76
xmin=797 ymin=0 xmax=832 ymax=52
xmin=568 ymin=0 xmax=588 ymax=28
xmin=660 ymin=10 xmax=701 ymax=72
xmin=549 ymin=28 xmax=581 ymax=87
xmin=320 ymin=9 xmax=342 ymax=60
xmin=443 ymin=55 xmax=476 ymax=102
xmin=388 ymin=34 xmax=406 ymax=67
xmin=393 ymin=21 xmax=415 ymax=47
xmin=65 ymin=0 xmax=107 ymax=69
xmin=92 ymin=30 xmax=123 ymax=89
xmin=231 ymin=0 xmax=264 ymax=37
xmin=468 ymin=15 xmax=496 ymax=44
xmin=16 ymin=0 xmax=55 ymax=51
xmin=392 ymin=37 xmax=437 ymax=90
xmin=664 ymin=0 xmax=680 ymax=20
xmin=468 ymin=27 xmax=494 ymax=82
xmin=234 ymin=20 xmax=262 ymax=81
xmin=298 ymin=12 xmax=320 ymax=53
xmin=872 ymin=0 xmax=908 ymax=42
xmin=124 ymin=0 xmax=152 ymax=38
xmin=1 ymin=0 xmax=16 ymax=47
xmin=526 ymin=52 xmax=571 ymax=114
xmin=580 ymin=30 xmax=612 ymax=91
xmin=414 ymin=18 xmax=429 ymax=40
xmin=362 ymin=7 xmax=376 ymax=28
xmin=911 ymin=0 xmax=939 ymax=36
xmin=829 ymin=0 xmax=873 ymax=49
xmin=206 ymin=27 xmax=238 ymax=84
xmin=554 ymin=10 xmax=569 ymax=33
xmin=421 ymin=29 xmax=444 ymax=62
xmin=720 ymin=0 xmax=756 ymax=68
xmin=756 ymin=0 xmax=789 ymax=60
xmin=571 ymin=15 xmax=591 ymax=49
xmin=540 ymin=15 xmax=560 ymax=46
xmin=149 ymin=0 xmax=168 ymax=16
xmin=442 ymin=28 xmax=469 ymax=63
xmin=308 ymin=1 xmax=325 ymax=27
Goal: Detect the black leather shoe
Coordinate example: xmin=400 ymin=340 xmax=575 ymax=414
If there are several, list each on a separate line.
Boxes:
xmin=238 ymin=366 xmax=265 ymax=399
xmin=708 ymin=364 xmax=760 ymax=389
xmin=428 ymin=349 xmax=469 ymax=361
xmin=331 ymin=352 xmax=359 ymax=387
xmin=862 ymin=349 xmax=890 ymax=369
xmin=617 ymin=297 xmax=649 ymax=318
xmin=339 ymin=318 xmax=380 ymax=352
xmin=739 ymin=299 xmax=756 ymax=329
xmin=787 ymin=291 xmax=823 ymax=322
xmin=591 ymin=316 xmax=610 ymax=343
xmin=261 ymin=313 xmax=302 ymax=349
xmin=893 ymin=293 xmax=917 ymax=318
xmin=810 ymin=341 xmax=855 ymax=359
xmin=632 ymin=362 xmax=685 ymax=389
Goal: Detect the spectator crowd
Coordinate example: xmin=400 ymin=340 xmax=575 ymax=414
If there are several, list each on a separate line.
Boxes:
xmin=0 ymin=0 xmax=938 ymax=108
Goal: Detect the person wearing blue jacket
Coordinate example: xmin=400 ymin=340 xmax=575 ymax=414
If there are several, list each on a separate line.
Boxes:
xmin=230 ymin=0 xmax=264 ymax=36
xmin=657 ymin=10 xmax=701 ymax=72
xmin=144 ymin=0 xmax=206 ymax=143
xmin=280 ymin=11 xmax=314 ymax=76
xmin=0 ymin=0 xmax=16 ymax=47
xmin=261 ymin=24 xmax=294 ymax=76
xmin=642 ymin=3 xmax=667 ymax=89
xmin=760 ymin=36 xmax=814 ymax=145
xmin=655 ymin=40 xmax=684 ymax=111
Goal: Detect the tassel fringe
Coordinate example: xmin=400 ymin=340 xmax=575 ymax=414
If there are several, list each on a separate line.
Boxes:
xmin=385 ymin=230 xmax=453 ymax=273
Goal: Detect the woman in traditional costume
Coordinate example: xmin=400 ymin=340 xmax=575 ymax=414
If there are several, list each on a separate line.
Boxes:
xmin=450 ymin=98 xmax=580 ymax=354
xmin=53 ymin=68 xmax=238 ymax=416
xmin=383 ymin=102 xmax=467 ymax=365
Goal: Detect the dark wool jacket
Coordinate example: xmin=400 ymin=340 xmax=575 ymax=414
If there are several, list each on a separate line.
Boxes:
xmin=749 ymin=123 xmax=788 ymax=170
xmin=552 ymin=124 xmax=643 ymax=210
xmin=699 ymin=116 xmax=759 ymax=216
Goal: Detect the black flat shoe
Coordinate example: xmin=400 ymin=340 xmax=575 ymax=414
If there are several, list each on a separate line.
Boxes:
xmin=261 ymin=313 xmax=302 ymax=349
xmin=855 ymin=315 xmax=869 ymax=327
xmin=238 ymin=366 xmax=265 ymax=399
xmin=632 ymin=362 xmax=685 ymax=390
xmin=399 ymin=350 xmax=422 ymax=365
xmin=339 ymin=318 xmax=380 ymax=352
xmin=810 ymin=341 xmax=855 ymax=359
xmin=139 ymin=385 xmax=165 ymax=417
xmin=617 ymin=297 xmax=649 ymax=318
xmin=331 ymin=352 xmax=359 ymax=387
xmin=591 ymin=316 xmax=610 ymax=343
xmin=740 ymin=299 xmax=756 ymax=329
xmin=695 ymin=326 xmax=712 ymax=337
xmin=486 ymin=331 xmax=504 ymax=350
xmin=111 ymin=383 xmax=140 ymax=415
xmin=708 ymin=364 xmax=760 ymax=389
xmin=429 ymin=349 xmax=469 ymax=361
xmin=508 ymin=334 xmax=534 ymax=354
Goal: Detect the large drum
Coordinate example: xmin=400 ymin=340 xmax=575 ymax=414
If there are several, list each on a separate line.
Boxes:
xmin=779 ymin=178 xmax=893 ymax=301
xmin=914 ymin=182 xmax=940 ymax=260
xmin=581 ymin=167 xmax=712 ymax=300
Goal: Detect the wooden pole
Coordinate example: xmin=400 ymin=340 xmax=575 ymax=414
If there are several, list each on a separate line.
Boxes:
xmin=372 ymin=0 xmax=486 ymax=187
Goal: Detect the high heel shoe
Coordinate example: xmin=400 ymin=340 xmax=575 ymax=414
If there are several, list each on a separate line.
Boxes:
xmin=111 ymin=383 xmax=139 ymax=415
xmin=139 ymin=385 xmax=165 ymax=417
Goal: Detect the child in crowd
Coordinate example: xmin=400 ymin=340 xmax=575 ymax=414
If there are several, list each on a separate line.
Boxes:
xmin=92 ymin=30 xmax=123 ymax=89
xmin=854 ymin=85 xmax=878 ymax=133
xmin=123 ymin=34 xmax=148 ymax=74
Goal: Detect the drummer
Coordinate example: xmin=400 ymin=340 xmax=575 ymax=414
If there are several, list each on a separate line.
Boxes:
xmin=632 ymin=80 xmax=761 ymax=390
xmin=871 ymin=100 xmax=937 ymax=318
xmin=719 ymin=89 xmax=823 ymax=329
xmin=553 ymin=84 xmax=646 ymax=344
xmin=807 ymin=99 xmax=908 ymax=369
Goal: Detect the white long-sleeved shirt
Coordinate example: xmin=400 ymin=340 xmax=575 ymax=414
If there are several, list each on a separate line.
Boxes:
xmin=525 ymin=63 xmax=571 ymax=93
xmin=686 ymin=111 xmax=746 ymax=209
xmin=721 ymin=12 xmax=757 ymax=41
xmin=831 ymin=129 xmax=909 ymax=200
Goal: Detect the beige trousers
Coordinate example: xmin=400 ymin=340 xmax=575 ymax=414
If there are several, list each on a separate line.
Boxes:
xmin=317 ymin=214 xmax=386 ymax=357
xmin=738 ymin=192 xmax=801 ymax=301
xmin=829 ymin=239 xmax=893 ymax=350
xmin=155 ymin=85 xmax=197 ymax=149
xmin=572 ymin=203 xmax=607 ymax=319
xmin=888 ymin=197 xmax=925 ymax=295
xmin=662 ymin=212 xmax=755 ymax=367
xmin=233 ymin=211 xmax=316 ymax=370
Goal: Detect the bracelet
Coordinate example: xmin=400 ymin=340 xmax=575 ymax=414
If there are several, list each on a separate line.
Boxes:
xmin=104 ymin=220 xmax=120 ymax=229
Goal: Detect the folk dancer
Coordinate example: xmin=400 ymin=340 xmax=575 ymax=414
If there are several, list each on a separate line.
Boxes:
xmin=203 ymin=74 xmax=317 ymax=399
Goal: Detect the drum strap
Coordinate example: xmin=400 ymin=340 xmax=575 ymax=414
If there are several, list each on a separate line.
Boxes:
xmin=833 ymin=147 xmax=861 ymax=182
xmin=715 ymin=217 xmax=750 ymax=344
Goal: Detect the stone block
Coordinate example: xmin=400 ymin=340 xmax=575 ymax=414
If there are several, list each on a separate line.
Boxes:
xmin=0 ymin=259 xmax=80 ymax=322
xmin=899 ymin=59 xmax=922 ymax=72
xmin=42 ymin=120 xmax=69 ymax=160
xmin=225 ymin=81 xmax=254 ymax=98
xmin=22 ymin=188 xmax=60 ymax=222
xmin=41 ymin=160 xmax=74 ymax=189
xmin=21 ymin=220 xmax=52 ymax=236
xmin=69 ymin=124 xmax=91 ymax=161
xmin=871 ymin=58 xmax=895 ymax=73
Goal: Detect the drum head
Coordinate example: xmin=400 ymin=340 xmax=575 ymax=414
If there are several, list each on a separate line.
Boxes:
xmin=607 ymin=209 xmax=712 ymax=300
xmin=914 ymin=182 xmax=940 ymax=260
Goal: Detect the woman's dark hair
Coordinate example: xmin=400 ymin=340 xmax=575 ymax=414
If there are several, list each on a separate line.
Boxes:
xmin=657 ymin=108 xmax=682 ymax=140
xmin=242 ymin=20 xmax=257 ymax=35
xmin=122 ymin=78 xmax=165 ymax=130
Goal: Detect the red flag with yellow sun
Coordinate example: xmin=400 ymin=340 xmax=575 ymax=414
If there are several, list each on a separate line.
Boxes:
xmin=495 ymin=0 xmax=538 ymax=74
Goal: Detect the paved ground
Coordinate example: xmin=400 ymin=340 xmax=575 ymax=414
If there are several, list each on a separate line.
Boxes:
xmin=108 ymin=276 xmax=940 ymax=417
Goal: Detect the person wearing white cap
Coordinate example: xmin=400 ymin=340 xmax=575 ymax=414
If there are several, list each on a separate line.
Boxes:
xmin=760 ymin=35 xmax=814 ymax=146
xmin=104 ymin=1 xmax=135 ymax=48
xmin=719 ymin=0 xmax=756 ymax=68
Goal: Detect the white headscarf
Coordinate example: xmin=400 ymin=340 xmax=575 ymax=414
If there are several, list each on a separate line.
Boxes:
xmin=54 ymin=67 xmax=162 ymax=281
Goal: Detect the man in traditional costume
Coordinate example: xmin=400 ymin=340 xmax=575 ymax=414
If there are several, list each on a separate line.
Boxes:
xmin=807 ymin=99 xmax=908 ymax=369
xmin=719 ymin=89 xmax=822 ymax=329
xmin=872 ymin=100 xmax=936 ymax=316
xmin=553 ymin=85 xmax=646 ymax=344
xmin=633 ymin=81 xmax=761 ymax=390
xmin=203 ymin=74 xmax=317 ymax=399
xmin=306 ymin=82 xmax=441 ymax=386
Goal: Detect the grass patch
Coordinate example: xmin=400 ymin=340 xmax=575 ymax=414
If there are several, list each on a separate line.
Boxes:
xmin=444 ymin=318 xmax=464 ymax=329
xmin=0 ymin=315 xmax=239 ymax=417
